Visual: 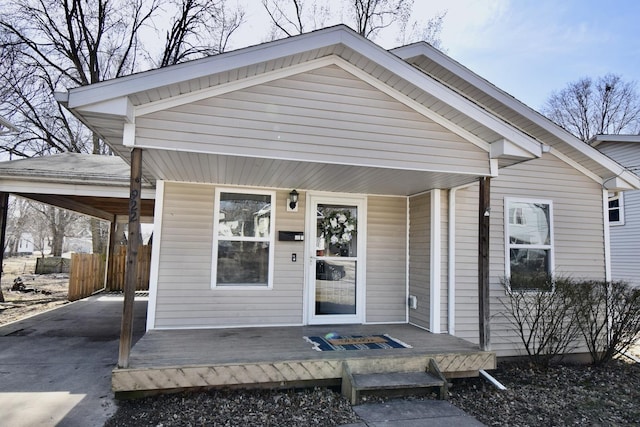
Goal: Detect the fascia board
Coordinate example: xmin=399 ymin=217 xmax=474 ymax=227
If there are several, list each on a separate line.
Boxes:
xmin=604 ymin=176 xmax=636 ymax=191
xmin=589 ymin=134 xmax=640 ymax=147
xmin=392 ymin=43 xmax=635 ymax=186
xmin=490 ymin=138 xmax=537 ymax=160
xmin=76 ymin=97 xmax=134 ymax=123
xmin=65 ymin=26 xmax=353 ymax=109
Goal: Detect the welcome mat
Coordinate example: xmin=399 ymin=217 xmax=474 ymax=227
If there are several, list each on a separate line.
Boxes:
xmin=303 ymin=334 xmax=412 ymax=351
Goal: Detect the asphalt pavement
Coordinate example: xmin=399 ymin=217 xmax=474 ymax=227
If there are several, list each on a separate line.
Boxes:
xmin=0 ymin=293 xmax=147 ymax=427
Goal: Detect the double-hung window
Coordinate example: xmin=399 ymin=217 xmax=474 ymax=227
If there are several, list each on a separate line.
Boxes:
xmin=608 ymin=192 xmax=624 ymax=225
xmin=212 ymin=189 xmax=275 ymax=288
xmin=505 ymin=198 xmax=554 ymax=290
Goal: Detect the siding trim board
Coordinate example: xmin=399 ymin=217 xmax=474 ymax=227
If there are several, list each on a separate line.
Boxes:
xmin=146 ymin=180 xmax=165 ymax=331
xmin=430 ymin=189 xmax=441 ymax=333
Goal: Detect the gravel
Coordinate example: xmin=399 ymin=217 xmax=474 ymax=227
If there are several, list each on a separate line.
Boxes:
xmin=105 ymin=357 xmax=640 ymax=427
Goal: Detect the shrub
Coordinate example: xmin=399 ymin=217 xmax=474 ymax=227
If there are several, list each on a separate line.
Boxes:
xmin=500 ymin=275 xmax=581 ymax=367
xmin=570 ymin=280 xmax=640 ymax=365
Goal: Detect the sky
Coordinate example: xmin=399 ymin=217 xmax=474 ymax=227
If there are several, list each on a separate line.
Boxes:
xmin=230 ymin=0 xmax=640 ymax=111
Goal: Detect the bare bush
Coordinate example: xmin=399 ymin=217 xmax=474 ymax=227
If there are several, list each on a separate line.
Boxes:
xmin=500 ymin=275 xmax=581 ymax=367
xmin=570 ymin=280 xmax=640 ymax=365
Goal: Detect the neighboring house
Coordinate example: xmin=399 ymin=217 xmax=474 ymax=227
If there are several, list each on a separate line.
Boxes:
xmin=16 ymin=232 xmax=34 ymax=255
xmin=591 ymin=134 xmax=640 ymax=286
xmin=57 ymin=25 xmax=639 ymax=358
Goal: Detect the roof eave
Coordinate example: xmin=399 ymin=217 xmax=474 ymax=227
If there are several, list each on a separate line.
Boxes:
xmin=391 ymin=43 xmax=639 ymax=188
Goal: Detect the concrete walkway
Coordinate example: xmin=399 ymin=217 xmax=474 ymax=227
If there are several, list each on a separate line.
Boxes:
xmin=0 ymin=293 xmax=147 ymax=427
xmin=344 ymin=399 xmax=486 ymax=426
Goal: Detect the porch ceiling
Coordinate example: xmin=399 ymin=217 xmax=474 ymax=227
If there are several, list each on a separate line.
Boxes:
xmin=143 ymin=149 xmax=481 ymax=195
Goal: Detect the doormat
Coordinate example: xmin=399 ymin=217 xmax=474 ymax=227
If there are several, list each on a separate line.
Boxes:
xmin=303 ymin=334 xmax=412 ymax=351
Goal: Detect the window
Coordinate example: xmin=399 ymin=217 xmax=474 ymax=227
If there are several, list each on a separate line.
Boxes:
xmin=505 ymin=198 xmax=554 ymax=290
xmin=608 ymin=192 xmax=624 ymax=226
xmin=212 ymin=189 xmax=275 ymax=288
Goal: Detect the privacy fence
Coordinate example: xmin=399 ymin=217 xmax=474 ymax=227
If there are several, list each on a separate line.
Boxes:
xmin=68 ymin=245 xmax=151 ymax=301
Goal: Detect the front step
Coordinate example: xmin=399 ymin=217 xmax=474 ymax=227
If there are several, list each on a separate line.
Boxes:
xmin=342 ymin=358 xmax=449 ymax=405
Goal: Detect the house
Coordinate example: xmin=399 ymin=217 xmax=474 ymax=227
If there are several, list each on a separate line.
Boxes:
xmin=56 ymin=26 xmax=639 ymax=387
xmin=591 ymin=134 xmax=640 ymax=286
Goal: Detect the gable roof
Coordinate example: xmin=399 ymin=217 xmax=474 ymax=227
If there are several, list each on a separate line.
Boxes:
xmin=56 ymin=25 xmax=640 ymax=192
xmin=391 ymin=42 xmax=640 ymax=190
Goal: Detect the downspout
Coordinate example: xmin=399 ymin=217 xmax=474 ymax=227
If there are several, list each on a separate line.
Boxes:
xmin=448 ymin=182 xmax=476 ymax=335
xmin=602 ymin=188 xmax=612 ymax=282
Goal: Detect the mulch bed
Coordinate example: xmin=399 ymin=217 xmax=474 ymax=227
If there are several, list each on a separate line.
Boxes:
xmin=105 ymin=358 xmax=640 ymax=426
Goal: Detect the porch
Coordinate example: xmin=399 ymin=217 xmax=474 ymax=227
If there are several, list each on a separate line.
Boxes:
xmin=112 ymin=323 xmax=495 ymax=395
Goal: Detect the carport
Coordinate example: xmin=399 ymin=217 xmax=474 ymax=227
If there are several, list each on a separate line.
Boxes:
xmin=0 ymin=152 xmax=155 ymax=358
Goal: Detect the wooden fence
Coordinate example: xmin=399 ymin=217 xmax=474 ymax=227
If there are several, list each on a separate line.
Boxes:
xmin=68 ymin=245 xmax=151 ymax=301
xmin=68 ymin=253 xmax=106 ymax=301
xmin=108 ymin=245 xmax=151 ymax=292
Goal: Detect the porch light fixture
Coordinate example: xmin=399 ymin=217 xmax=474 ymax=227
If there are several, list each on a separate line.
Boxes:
xmin=288 ymin=189 xmax=299 ymax=211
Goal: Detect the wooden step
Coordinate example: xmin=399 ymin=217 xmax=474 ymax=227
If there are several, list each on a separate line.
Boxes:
xmin=351 ymin=371 xmax=445 ymax=391
xmin=342 ymin=358 xmax=449 ymax=404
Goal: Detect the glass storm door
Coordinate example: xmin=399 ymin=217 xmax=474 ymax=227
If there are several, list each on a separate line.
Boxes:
xmin=307 ymin=195 xmax=365 ymax=325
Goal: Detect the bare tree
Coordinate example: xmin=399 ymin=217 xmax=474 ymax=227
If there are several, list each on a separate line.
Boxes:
xmin=350 ymin=0 xmax=413 ymax=40
xmin=4 ymin=196 xmax=35 ymax=256
xmin=1 ymin=0 xmax=245 ymax=252
xmin=0 ymin=0 xmax=246 ymax=157
xmin=542 ymin=74 xmax=640 ymax=142
xmin=262 ymin=0 xmax=332 ymax=38
xmin=262 ymin=0 xmax=444 ymax=49
xmin=396 ymin=10 xmax=446 ymax=50
xmin=28 ymin=202 xmax=81 ymax=257
xmin=158 ymin=0 xmax=245 ymax=67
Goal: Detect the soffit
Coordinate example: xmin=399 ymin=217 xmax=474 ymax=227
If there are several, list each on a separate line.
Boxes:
xmin=142 ymin=150 xmax=484 ymax=196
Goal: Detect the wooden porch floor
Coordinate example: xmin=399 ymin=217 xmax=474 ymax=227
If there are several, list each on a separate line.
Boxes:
xmin=113 ymin=324 xmax=495 ymax=394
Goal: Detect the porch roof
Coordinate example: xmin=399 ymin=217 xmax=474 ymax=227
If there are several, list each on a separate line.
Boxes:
xmin=56 ymin=26 xmax=552 ymax=196
xmin=56 ymin=25 xmax=639 ymax=194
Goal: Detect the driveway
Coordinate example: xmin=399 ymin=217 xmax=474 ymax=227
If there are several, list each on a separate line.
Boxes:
xmin=0 ymin=293 xmax=147 ymax=427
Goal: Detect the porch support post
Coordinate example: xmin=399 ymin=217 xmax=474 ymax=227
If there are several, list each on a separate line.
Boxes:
xmin=478 ymin=177 xmax=491 ymax=351
xmin=118 ymin=148 xmax=142 ymax=368
xmin=106 ymin=220 xmax=117 ymax=291
xmin=0 ymin=192 xmax=8 ymax=303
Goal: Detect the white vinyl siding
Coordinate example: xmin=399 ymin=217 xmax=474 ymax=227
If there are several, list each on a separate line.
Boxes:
xmin=408 ymin=193 xmax=430 ymax=329
xmin=135 ymin=65 xmax=489 ymax=175
xmin=453 ymin=154 xmax=606 ymax=356
xmin=597 ymin=142 xmax=640 ymax=286
xmin=154 ymin=182 xmax=304 ymax=328
xmin=365 ymin=196 xmax=407 ymax=323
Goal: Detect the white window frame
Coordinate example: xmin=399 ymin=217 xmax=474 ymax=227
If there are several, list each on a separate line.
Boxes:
xmin=504 ymin=197 xmax=555 ymax=283
xmin=211 ymin=187 xmax=275 ymax=289
xmin=608 ymin=192 xmax=625 ymax=226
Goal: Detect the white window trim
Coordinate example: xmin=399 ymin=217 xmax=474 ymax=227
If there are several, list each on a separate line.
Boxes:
xmin=211 ymin=187 xmax=276 ymax=290
xmin=504 ymin=197 xmax=555 ymax=281
xmin=608 ymin=192 xmax=625 ymax=226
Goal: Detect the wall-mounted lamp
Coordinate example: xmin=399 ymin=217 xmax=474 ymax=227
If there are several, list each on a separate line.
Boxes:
xmin=288 ymin=189 xmax=299 ymax=212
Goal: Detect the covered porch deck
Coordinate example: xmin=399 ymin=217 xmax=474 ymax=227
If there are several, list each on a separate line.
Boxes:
xmin=112 ymin=323 xmax=495 ymax=395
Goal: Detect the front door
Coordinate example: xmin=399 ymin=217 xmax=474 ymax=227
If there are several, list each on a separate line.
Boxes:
xmin=306 ymin=194 xmax=365 ymax=325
